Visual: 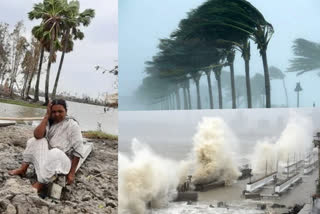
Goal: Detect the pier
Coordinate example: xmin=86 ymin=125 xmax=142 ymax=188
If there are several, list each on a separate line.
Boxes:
xmin=283 ymin=160 xmax=304 ymax=174
xmin=275 ymin=173 xmax=302 ymax=195
xmin=245 ymin=171 xmax=277 ymax=193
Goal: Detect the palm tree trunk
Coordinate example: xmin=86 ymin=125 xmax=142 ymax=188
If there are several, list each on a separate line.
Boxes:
xmin=205 ymin=70 xmax=214 ymax=109
xmin=217 ymin=75 xmax=223 ymax=109
xmin=183 ymin=86 xmax=188 ymax=109
xmin=229 ymin=63 xmax=236 ymax=109
xmin=52 ymin=29 xmax=70 ymax=99
xmin=282 ymin=79 xmax=288 ymax=107
xmin=261 ymin=49 xmax=271 ymax=108
xmin=194 ymin=76 xmax=202 ymax=109
xmin=297 ymin=91 xmax=299 ymax=107
xmin=175 ymin=87 xmax=181 ymax=110
xmin=170 ymin=93 xmax=173 ymax=110
xmin=45 ymin=30 xmax=55 ymax=104
xmin=186 ymin=79 xmax=192 ymax=109
xmin=34 ymin=46 xmax=44 ymax=102
xmin=243 ymin=40 xmax=252 ymax=108
xmin=244 ymin=58 xmax=252 ymax=108
xmin=172 ymin=94 xmax=175 ymax=109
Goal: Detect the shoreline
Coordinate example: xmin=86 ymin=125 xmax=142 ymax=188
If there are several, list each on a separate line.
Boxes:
xmin=0 ymin=92 xmax=117 ymax=108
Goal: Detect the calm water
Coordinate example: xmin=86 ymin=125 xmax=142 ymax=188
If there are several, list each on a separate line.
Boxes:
xmin=0 ymin=101 xmax=118 ymax=135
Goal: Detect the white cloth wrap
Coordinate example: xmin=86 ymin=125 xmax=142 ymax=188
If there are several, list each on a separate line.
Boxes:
xmin=22 ymin=118 xmax=84 ymax=183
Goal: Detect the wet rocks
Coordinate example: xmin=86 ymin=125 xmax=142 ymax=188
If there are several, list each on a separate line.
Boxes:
xmin=257 ymin=203 xmax=266 ymax=210
xmin=271 ymin=203 xmax=286 ymax=208
xmin=217 ymin=201 xmax=228 ymax=208
xmin=287 ymin=204 xmax=304 ymax=214
xmin=0 ymin=124 xmax=118 ymax=214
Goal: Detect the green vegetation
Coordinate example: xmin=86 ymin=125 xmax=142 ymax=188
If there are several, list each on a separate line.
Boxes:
xmin=82 ymin=131 xmax=118 ymax=141
xmin=0 ymin=1 xmax=95 ymax=105
xmin=0 ymin=98 xmax=46 ymax=109
xmin=135 ymin=0 xmax=275 ymax=109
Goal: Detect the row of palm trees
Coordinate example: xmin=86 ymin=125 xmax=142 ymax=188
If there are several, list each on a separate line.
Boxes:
xmin=0 ymin=0 xmax=95 ymax=104
xmin=28 ymin=0 xmax=95 ymax=104
xmin=135 ymin=0 xmax=275 ymax=109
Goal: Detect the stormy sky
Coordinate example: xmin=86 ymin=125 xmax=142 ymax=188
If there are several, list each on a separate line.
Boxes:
xmin=119 ymin=0 xmax=320 ymax=109
xmin=119 ymin=107 xmax=320 ymax=160
xmin=0 ymin=0 xmax=118 ymax=98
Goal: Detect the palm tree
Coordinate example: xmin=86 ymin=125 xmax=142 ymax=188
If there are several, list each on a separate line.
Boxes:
xmin=204 ymin=68 xmax=214 ymax=109
xmin=172 ymin=0 xmax=273 ymax=108
xmin=226 ymin=49 xmax=236 ymax=108
xmin=288 ymin=38 xmax=320 ymax=75
xmin=212 ymin=65 xmax=225 ymax=109
xmin=251 ymin=73 xmax=265 ymax=107
xmin=254 ymin=23 xmax=274 ymax=108
xmin=28 ymin=0 xmax=68 ymax=104
xmin=30 ymin=25 xmax=47 ymax=102
xmin=51 ymin=1 xmax=95 ymax=99
xmin=269 ymin=66 xmax=288 ymax=107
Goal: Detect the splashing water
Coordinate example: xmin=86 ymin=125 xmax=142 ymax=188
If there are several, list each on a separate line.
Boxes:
xmin=251 ymin=111 xmax=313 ymax=173
xmin=119 ymin=139 xmax=183 ymax=214
xmin=191 ymin=117 xmax=240 ymax=185
xmin=119 ymin=117 xmax=243 ymax=213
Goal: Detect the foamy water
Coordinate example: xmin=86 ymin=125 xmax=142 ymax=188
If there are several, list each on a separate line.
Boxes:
xmin=119 ymin=117 xmax=245 ymax=213
xmin=119 ymin=110 xmax=319 ymax=213
xmin=251 ymin=111 xmax=313 ymax=173
xmin=146 ymin=201 xmax=267 ymax=214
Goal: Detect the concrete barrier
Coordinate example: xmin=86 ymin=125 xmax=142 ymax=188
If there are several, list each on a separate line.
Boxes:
xmin=245 ymin=172 xmax=277 ymax=193
xmin=275 ymin=173 xmax=301 ymax=194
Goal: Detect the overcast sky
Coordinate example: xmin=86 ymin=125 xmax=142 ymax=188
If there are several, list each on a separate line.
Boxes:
xmin=119 ymin=107 xmax=320 ymax=159
xmin=0 ymin=0 xmax=118 ymax=98
xmin=119 ymin=0 xmax=320 ymax=108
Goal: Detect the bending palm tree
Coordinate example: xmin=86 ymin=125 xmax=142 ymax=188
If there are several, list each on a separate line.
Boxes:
xmin=269 ymin=66 xmax=288 ymax=107
xmin=288 ymin=38 xmax=320 ymax=75
xmin=30 ymin=25 xmax=48 ymax=102
xmin=29 ymin=0 xmax=67 ymax=104
xmin=52 ymin=1 xmax=95 ymax=99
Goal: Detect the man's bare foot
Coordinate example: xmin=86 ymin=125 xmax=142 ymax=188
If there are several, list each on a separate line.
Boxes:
xmin=8 ymin=168 xmax=26 ymax=176
xmin=32 ymin=182 xmax=44 ymax=192
xmin=8 ymin=163 xmax=29 ymax=176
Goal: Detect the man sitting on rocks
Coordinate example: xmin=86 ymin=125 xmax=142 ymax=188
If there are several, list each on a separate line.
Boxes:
xmin=9 ymin=99 xmax=84 ymax=192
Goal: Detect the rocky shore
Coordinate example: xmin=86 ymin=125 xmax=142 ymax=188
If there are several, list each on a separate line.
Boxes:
xmin=0 ymin=125 xmax=118 ymax=214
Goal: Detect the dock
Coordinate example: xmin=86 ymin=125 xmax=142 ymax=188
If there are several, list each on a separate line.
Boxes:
xmin=245 ymin=171 xmax=277 ymax=193
xmin=275 ymin=173 xmax=302 ymax=195
xmin=283 ymin=160 xmax=304 ymax=174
